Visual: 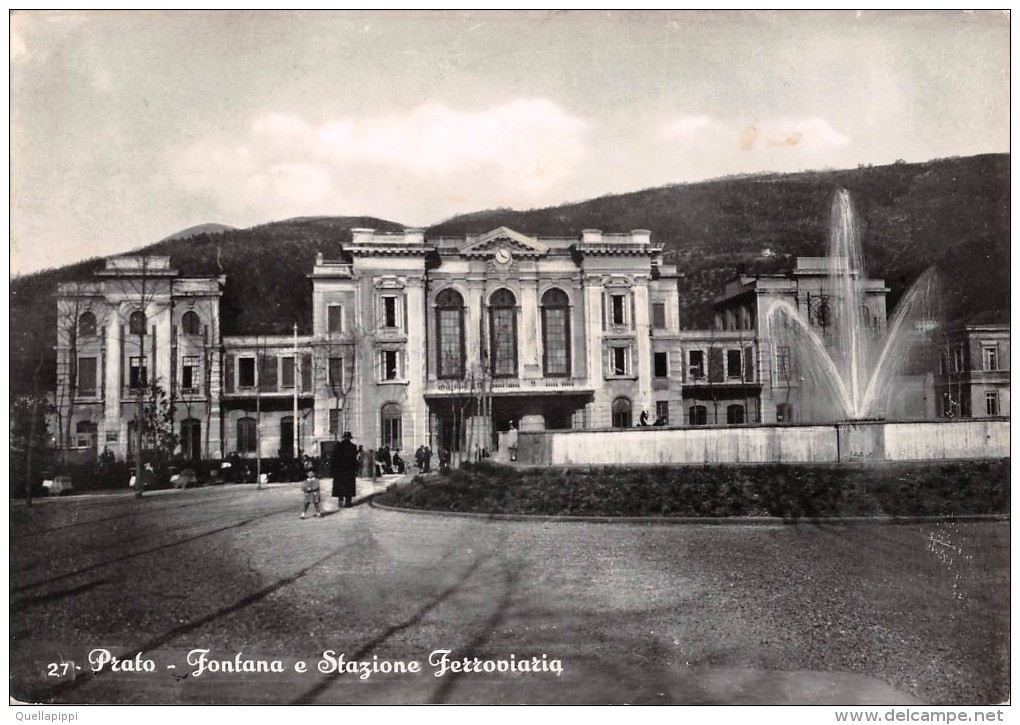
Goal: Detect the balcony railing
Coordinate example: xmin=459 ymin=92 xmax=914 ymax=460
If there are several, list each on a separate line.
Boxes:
xmin=427 ymin=377 xmax=594 ymax=396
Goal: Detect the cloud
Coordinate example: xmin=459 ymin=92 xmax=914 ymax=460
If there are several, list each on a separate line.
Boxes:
xmin=170 ymin=99 xmax=590 ymax=225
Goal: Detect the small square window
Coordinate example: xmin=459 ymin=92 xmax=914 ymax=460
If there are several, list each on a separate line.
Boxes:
xmin=655 ymin=401 xmax=669 ymax=425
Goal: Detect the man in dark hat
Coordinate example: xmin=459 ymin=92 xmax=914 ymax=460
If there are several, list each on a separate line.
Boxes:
xmin=330 ymin=431 xmax=358 ymax=508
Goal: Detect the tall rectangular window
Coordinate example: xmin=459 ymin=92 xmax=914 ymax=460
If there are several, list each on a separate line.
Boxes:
xmin=329 ymin=408 xmax=340 ymax=436
xmin=281 ymin=356 xmax=295 ymax=389
xmin=327 ymin=305 xmax=343 ymax=334
xmin=727 ymin=349 xmax=742 ymax=379
xmin=383 ymin=297 xmax=397 ymax=328
xmin=611 ymin=295 xmax=626 ymax=325
xmin=382 ymin=351 xmax=398 ymax=380
xmin=542 ymin=306 xmax=570 ymax=376
xmin=776 ymin=346 xmax=792 ymax=380
xmin=181 ymin=356 xmax=199 ymax=392
xmin=651 ymin=303 xmax=666 ymax=330
xmin=654 ymin=351 xmax=668 ymax=378
xmin=129 ymin=356 xmax=147 ymax=389
xmin=952 ymin=346 xmax=966 ymax=372
xmin=438 ymin=308 xmax=464 ymax=378
xmin=986 ymin=391 xmax=999 ymax=416
xmin=983 ymin=347 xmax=999 ymax=371
xmin=612 ymin=347 xmax=628 ymax=376
xmin=78 ymin=357 xmax=97 ymax=396
xmin=328 ymin=357 xmax=344 ymax=390
xmin=688 ymin=350 xmax=705 ymax=380
xmin=238 ymin=357 xmax=256 ymax=388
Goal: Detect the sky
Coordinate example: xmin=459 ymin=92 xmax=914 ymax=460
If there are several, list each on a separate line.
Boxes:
xmin=9 ymin=10 xmax=1010 ymax=276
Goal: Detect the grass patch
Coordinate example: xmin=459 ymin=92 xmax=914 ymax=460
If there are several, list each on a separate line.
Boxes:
xmin=375 ymin=459 xmax=1010 ymax=518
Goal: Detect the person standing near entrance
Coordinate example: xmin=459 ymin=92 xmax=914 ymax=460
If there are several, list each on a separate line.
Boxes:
xmin=331 ymin=431 xmax=358 ymax=508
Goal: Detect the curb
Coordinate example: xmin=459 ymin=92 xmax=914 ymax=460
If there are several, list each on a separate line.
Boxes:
xmin=368 ymin=500 xmax=1010 ymax=526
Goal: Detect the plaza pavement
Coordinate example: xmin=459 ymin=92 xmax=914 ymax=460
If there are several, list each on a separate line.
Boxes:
xmin=9 ymin=477 xmax=1009 ymax=705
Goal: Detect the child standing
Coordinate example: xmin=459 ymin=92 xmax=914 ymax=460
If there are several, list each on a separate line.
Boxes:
xmin=301 ymin=466 xmax=323 ymax=519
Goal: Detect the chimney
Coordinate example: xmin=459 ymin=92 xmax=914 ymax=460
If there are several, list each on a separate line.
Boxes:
xmin=403 ymin=228 xmax=425 ymax=244
xmin=351 ymin=228 xmax=375 ymax=245
xmin=581 ymin=229 xmax=603 ymax=243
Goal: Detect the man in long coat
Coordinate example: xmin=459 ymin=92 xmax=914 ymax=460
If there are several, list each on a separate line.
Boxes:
xmin=331 ymin=431 xmax=359 ymax=508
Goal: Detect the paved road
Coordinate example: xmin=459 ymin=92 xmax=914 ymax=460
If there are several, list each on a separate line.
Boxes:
xmin=9 ymin=479 xmax=1010 ymax=705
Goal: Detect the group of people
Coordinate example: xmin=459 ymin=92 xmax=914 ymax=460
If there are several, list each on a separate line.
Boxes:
xmin=299 ymin=431 xmax=359 ymax=519
xmin=638 ymin=410 xmax=668 ymax=427
xmin=298 ymin=433 xmax=441 ymax=519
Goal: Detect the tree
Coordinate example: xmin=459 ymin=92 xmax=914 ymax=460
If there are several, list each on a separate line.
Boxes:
xmin=109 ymin=256 xmax=173 ymax=497
xmin=10 ymin=394 xmax=54 ymax=504
xmin=139 ymin=383 xmax=179 ymax=468
xmin=316 ymin=325 xmax=367 ymax=442
xmin=54 ymin=281 xmax=107 ymax=463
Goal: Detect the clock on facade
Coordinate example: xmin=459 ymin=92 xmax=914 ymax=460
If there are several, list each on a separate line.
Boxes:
xmin=494 ymin=248 xmax=512 ymax=265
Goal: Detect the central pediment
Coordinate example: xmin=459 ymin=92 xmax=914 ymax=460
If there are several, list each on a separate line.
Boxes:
xmin=459 ymin=227 xmax=549 ymax=258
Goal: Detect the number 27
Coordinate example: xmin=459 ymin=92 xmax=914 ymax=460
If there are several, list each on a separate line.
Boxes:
xmin=47 ymin=662 xmax=73 ymax=677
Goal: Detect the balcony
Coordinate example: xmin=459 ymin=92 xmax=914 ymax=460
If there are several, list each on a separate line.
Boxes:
xmin=426 ymin=377 xmax=595 ymax=397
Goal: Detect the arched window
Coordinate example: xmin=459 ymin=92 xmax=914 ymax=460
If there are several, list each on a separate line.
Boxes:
xmin=776 ymin=403 xmax=793 ymax=423
xmin=611 ymin=397 xmax=632 ymax=428
xmin=436 ymin=288 xmax=464 ymax=379
xmin=541 ymin=288 xmax=570 ymax=377
xmin=689 ymin=405 xmax=707 ymax=426
xmin=129 ymin=310 xmax=147 ymax=336
xmin=237 ymin=417 xmax=256 ymax=454
xmin=727 ymin=404 xmax=745 ymax=425
xmin=488 ymin=288 xmax=517 ymax=378
xmin=181 ymin=311 xmax=201 ymax=336
xmin=381 ymin=402 xmax=402 ymax=450
xmin=78 ymin=311 xmax=97 ymax=338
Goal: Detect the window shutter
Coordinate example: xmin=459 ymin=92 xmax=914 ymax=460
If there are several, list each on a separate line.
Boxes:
xmin=402 ymin=294 xmax=408 ymax=332
xmin=744 ymin=347 xmax=754 ymax=382
xmin=262 ymin=355 xmax=278 ymax=392
xmin=224 ymin=354 xmax=235 ymax=393
xmin=671 ymin=348 xmax=684 ymax=380
xmin=630 ymin=293 xmax=636 ymax=330
xmin=602 ymin=345 xmax=610 ymax=379
xmin=601 ymin=293 xmax=606 ymax=331
xmin=301 ymin=353 xmax=313 ymax=391
xmin=709 ymin=348 xmax=724 ymax=383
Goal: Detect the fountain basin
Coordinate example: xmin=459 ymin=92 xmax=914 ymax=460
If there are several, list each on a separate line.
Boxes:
xmin=515 ymin=419 xmax=1009 ymax=466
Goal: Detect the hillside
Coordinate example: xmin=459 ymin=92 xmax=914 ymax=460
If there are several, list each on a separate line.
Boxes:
xmin=9 ymin=155 xmax=1009 ymax=395
xmin=431 ymin=154 xmax=1009 ymax=327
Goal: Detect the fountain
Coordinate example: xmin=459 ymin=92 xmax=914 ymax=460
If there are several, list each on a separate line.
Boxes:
xmin=764 ymin=189 xmax=939 ymax=421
